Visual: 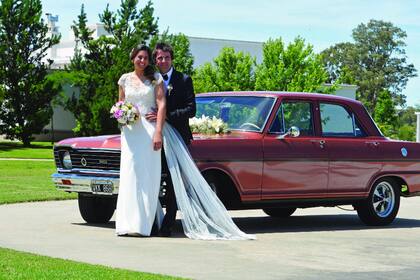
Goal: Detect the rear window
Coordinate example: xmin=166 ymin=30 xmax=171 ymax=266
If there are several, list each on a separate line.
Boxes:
xmin=320 ymin=103 xmax=365 ymax=137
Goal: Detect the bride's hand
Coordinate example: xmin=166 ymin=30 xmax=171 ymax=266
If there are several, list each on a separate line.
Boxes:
xmin=153 ymin=132 xmax=162 ymax=151
xmin=145 ymin=108 xmax=158 ymax=122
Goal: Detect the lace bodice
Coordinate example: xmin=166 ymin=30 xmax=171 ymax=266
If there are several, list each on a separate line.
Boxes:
xmin=118 ymin=72 xmax=163 ymax=116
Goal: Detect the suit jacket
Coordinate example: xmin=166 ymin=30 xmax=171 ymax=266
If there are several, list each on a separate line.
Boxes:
xmin=166 ymin=69 xmax=196 ymax=144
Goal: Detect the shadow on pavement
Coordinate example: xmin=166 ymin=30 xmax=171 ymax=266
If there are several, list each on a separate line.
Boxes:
xmin=72 ymin=221 xmax=187 ymax=238
xmin=71 ymin=213 xmax=420 ymax=237
xmin=232 ymin=214 xmax=420 ymax=234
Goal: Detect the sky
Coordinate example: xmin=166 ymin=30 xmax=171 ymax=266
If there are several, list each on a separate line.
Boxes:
xmin=40 ymin=0 xmax=420 ymax=106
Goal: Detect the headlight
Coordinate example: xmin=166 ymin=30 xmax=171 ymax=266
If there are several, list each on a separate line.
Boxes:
xmin=62 ymin=151 xmax=72 ymax=169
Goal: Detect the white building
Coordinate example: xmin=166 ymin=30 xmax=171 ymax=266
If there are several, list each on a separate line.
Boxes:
xmin=36 ymin=16 xmax=357 ymax=141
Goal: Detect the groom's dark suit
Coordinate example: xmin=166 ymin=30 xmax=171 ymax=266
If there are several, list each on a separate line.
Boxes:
xmin=160 ymin=68 xmax=196 ymax=235
xmin=165 ymin=69 xmax=196 ymax=144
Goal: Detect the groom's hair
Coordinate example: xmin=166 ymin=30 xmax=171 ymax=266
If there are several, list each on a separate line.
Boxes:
xmin=153 ymin=42 xmax=174 ymax=60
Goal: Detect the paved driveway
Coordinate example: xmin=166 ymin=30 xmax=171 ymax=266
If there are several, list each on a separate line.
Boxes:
xmin=1 ymin=198 xmax=420 ymax=279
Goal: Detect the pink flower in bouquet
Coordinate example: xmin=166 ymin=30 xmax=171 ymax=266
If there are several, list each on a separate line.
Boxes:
xmin=113 ymin=109 xmax=123 ymax=119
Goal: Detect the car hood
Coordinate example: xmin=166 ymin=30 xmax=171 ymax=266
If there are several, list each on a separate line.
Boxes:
xmin=56 ymin=135 xmax=121 ymax=150
xmin=55 ymin=130 xmax=260 ymax=150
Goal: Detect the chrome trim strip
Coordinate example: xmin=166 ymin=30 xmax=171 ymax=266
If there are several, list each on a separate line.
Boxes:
xmin=264 ymin=98 xmax=278 ymax=132
xmin=51 ymin=173 xmax=120 ymax=194
xmin=54 ymin=146 xmax=120 ymax=152
xmin=57 ymin=168 xmax=120 ymax=176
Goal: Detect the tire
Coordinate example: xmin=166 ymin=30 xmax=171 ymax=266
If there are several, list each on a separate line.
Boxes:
xmin=78 ymin=193 xmax=116 ymax=223
xmin=203 ymin=172 xmax=241 ymax=209
xmin=204 ymin=173 xmax=228 ymax=206
xmin=356 ymin=178 xmax=400 ymax=226
xmin=263 ymin=207 xmax=296 ymax=218
xmin=204 ymin=174 xmax=219 ymax=196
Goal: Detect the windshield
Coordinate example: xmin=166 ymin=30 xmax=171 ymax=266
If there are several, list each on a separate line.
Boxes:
xmin=195 ymin=96 xmax=275 ymax=132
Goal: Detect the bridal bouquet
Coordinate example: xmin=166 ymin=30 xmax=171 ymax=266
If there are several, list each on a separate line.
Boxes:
xmin=189 ymin=115 xmax=229 ymax=134
xmin=110 ymin=101 xmax=140 ymax=126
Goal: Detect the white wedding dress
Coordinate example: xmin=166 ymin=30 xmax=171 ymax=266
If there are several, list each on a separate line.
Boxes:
xmin=116 ymin=72 xmax=255 ymax=240
xmin=115 ymin=72 xmax=164 ymax=236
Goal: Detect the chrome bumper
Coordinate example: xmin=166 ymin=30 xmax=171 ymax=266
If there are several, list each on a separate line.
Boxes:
xmin=51 ymin=173 xmax=120 ymax=194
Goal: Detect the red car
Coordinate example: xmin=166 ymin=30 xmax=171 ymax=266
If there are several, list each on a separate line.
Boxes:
xmin=52 ymin=92 xmax=420 ymax=226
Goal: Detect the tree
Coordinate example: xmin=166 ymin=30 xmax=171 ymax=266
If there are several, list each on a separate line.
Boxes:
xmin=66 ymin=0 xmax=159 ymax=136
xmin=395 ymin=104 xmax=420 ymax=141
xmin=322 ymin=42 xmax=356 ymax=84
xmin=321 ymin=20 xmax=417 ymax=115
xmin=64 ymin=1 xmax=194 ymax=136
xmin=255 ymin=37 xmax=332 ymax=93
xmin=193 ymin=47 xmax=256 ymax=93
xmin=374 ymin=90 xmax=398 ymax=137
xmin=0 ymin=0 xmax=60 ymax=146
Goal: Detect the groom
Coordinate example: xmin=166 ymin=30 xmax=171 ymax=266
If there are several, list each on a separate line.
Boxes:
xmin=147 ymin=42 xmax=196 ymax=237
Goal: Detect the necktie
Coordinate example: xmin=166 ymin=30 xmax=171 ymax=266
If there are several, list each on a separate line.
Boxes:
xmin=162 ymin=74 xmax=169 ymax=81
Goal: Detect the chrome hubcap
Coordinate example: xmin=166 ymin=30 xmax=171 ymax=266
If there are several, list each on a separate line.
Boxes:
xmin=372 ymin=181 xmax=395 ymax=218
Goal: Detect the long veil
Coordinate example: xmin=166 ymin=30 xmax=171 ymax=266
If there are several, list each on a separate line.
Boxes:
xmin=162 ymin=125 xmax=255 ymax=240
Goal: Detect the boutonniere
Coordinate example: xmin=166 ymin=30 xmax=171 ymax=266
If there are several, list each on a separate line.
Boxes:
xmin=167 ymin=84 xmax=173 ymax=96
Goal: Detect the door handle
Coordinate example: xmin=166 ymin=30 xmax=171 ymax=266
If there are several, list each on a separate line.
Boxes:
xmin=366 ymin=141 xmax=380 ymax=147
xmin=309 ymin=139 xmax=326 ymax=149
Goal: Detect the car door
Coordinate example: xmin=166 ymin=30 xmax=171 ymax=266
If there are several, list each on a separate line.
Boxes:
xmin=319 ymin=102 xmax=383 ymax=196
xmin=262 ymin=99 xmax=329 ymax=199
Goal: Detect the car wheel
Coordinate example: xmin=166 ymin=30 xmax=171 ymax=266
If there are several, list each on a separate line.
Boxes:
xmin=263 ymin=207 xmax=296 ymax=218
xmin=78 ymin=193 xmax=116 ymax=223
xmin=356 ymin=178 xmax=400 ymax=226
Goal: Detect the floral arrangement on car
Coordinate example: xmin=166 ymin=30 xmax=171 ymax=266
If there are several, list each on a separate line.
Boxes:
xmin=110 ymin=101 xmax=140 ymax=127
xmin=189 ymin=115 xmax=229 ymax=134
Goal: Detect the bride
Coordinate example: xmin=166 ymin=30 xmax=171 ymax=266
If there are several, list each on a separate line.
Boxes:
xmin=115 ymin=44 xmax=254 ymax=240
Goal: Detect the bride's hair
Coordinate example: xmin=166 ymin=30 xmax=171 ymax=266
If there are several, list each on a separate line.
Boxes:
xmin=130 ymin=45 xmax=156 ymax=82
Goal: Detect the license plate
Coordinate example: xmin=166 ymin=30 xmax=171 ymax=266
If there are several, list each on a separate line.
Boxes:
xmin=91 ymin=180 xmax=114 ymax=195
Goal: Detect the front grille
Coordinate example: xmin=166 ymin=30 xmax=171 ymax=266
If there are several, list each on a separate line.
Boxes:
xmin=71 ymin=150 xmax=121 ymax=170
xmin=54 ymin=148 xmax=121 ymax=171
xmin=54 ymin=149 xmax=62 ymax=168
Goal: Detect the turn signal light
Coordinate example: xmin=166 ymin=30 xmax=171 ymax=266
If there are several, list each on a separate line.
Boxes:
xmin=62 ymin=179 xmax=72 ymax=185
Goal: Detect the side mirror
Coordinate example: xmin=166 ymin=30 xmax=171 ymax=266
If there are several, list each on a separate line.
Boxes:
xmin=277 ymin=126 xmax=300 ymax=140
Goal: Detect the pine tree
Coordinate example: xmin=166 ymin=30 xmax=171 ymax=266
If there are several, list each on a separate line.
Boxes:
xmin=67 ymin=1 xmax=159 ymax=136
xmin=0 ymin=0 xmax=60 ymax=146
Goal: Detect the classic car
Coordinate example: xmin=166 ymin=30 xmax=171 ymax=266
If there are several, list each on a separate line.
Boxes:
xmin=52 ymin=92 xmax=420 ymax=226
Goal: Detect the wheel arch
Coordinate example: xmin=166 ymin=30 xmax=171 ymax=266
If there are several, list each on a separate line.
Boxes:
xmin=368 ymin=174 xmax=409 ymax=196
xmin=201 ymin=167 xmax=242 ymax=209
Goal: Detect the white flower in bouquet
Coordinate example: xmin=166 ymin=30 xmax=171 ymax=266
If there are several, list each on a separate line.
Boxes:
xmin=110 ymin=101 xmax=140 ymax=127
xmin=210 ymin=116 xmax=225 ymax=133
xmin=189 ymin=115 xmax=228 ymax=134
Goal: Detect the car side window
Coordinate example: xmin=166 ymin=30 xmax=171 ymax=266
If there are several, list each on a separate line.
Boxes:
xmin=320 ymin=103 xmax=365 ymax=137
xmin=270 ymin=101 xmax=314 ymax=136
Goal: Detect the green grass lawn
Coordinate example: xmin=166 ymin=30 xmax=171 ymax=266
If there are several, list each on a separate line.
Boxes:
xmin=0 ymin=141 xmax=54 ymax=159
xmin=0 ymin=146 xmax=184 ymax=280
xmin=0 ymin=247 xmax=184 ymax=280
xmin=0 ymin=160 xmax=76 ymax=204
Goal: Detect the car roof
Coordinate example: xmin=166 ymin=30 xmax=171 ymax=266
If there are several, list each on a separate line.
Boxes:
xmin=196 ymin=91 xmax=362 ymax=106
